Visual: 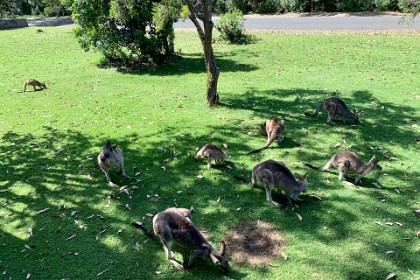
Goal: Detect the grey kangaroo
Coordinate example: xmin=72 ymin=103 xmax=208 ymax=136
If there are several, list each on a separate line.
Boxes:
xmin=250 ymin=159 xmax=307 ymax=208
xmin=303 ymin=151 xmax=382 ymax=184
xmin=195 ymin=144 xmax=227 ymax=169
xmin=132 ymin=207 xmax=229 ymax=273
xmin=97 ymin=141 xmax=130 ymax=187
xmin=304 ymin=97 xmax=358 ymax=124
xmin=23 ymin=79 xmax=47 ymax=92
xmin=249 ymin=118 xmax=285 ymax=154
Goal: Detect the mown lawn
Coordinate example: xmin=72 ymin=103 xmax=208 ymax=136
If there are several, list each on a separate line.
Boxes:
xmin=0 ymin=26 xmax=419 ymax=280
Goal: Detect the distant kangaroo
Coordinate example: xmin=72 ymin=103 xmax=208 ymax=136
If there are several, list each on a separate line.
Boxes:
xmin=132 ymin=207 xmax=229 ymax=273
xmin=304 ymin=97 xmax=358 ymax=124
xmin=23 ymin=79 xmax=47 ymax=92
xmin=195 ymin=144 xmax=227 ymax=169
xmin=249 ymin=118 xmax=285 ymax=154
xmin=303 ymin=151 xmax=382 ymax=184
xmin=250 ymin=159 xmax=307 ymax=208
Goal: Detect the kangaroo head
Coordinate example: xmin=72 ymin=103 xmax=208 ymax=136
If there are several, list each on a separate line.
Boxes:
xmin=369 ymin=155 xmax=382 ymax=170
xmin=99 ymin=141 xmax=112 ymax=161
xmin=294 ymin=173 xmax=308 ymax=193
xmin=209 ymin=241 xmax=229 ymax=273
xmin=41 ymin=82 xmax=47 ymax=89
xmin=352 ymin=109 xmax=359 ymax=124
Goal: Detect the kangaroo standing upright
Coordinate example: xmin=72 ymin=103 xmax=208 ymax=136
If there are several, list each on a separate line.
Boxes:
xmin=132 ymin=207 xmax=229 ymax=273
xmin=250 ymin=159 xmax=307 ymax=207
xmin=303 ymin=151 xmax=382 ymax=184
xmin=97 ymin=141 xmax=130 ymax=187
xmin=249 ymin=118 xmax=285 ymax=154
xmin=23 ymin=79 xmax=47 ymax=92
xmin=304 ymin=97 xmax=358 ymax=124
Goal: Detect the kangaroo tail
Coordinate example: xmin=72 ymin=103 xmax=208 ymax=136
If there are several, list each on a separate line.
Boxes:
xmin=248 ymin=148 xmax=265 ymax=154
xmin=302 ymin=162 xmax=321 ymax=170
xmin=303 ymin=159 xmax=332 ymax=172
xmin=234 ymin=175 xmax=249 ymax=184
xmin=304 ymin=102 xmax=324 ymax=117
xmin=248 ymin=131 xmax=278 ymax=154
xmin=132 ymin=222 xmax=154 ymax=238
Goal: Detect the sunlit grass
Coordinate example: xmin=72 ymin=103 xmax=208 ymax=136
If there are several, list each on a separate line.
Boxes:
xmin=0 ymin=27 xmax=419 ymax=279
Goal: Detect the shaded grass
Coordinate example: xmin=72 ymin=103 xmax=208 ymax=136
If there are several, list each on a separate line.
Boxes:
xmin=0 ymin=27 xmax=419 ymax=280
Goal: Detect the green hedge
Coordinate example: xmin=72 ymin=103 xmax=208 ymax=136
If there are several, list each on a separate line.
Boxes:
xmin=214 ymin=0 xmax=402 ymax=14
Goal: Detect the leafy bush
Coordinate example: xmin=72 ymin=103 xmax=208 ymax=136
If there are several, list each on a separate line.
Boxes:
xmin=215 ymin=9 xmax=254 ymax=44
xmin=70 ymin=0 xmax=178 ymax=67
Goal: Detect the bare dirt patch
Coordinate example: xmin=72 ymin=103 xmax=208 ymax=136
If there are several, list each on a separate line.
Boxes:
xmin=225 ymin=220 xmax=287 ymax=266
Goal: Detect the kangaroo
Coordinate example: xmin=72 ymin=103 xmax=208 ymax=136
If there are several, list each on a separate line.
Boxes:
xmin=249 ymin=118 xmax=285 ymax=154
xmin=250 ymin=159 xmax=307 ymax=208
xmin=97 ymin=141 xmax=130 ymax=187
xmin=23 ymin=79 xmax=47 ymax=92
xmin=132 ymin=207 xmax=229 ymax=273
xmin=195 ymin=144 xmax=227 ymax=169
xmin=303 ymin=151 xmax=382 ymax=184
xmin=304 ymin=97 xmax=358 ymax=124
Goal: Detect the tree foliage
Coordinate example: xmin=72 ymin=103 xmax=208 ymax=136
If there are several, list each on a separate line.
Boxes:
xmin=0 ymin=0 xmax=69 ymax=17
xmin=69 ymin=0 xmax=178 ymax=66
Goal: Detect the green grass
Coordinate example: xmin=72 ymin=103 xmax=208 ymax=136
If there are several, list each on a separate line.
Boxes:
xmin=0 ymin=27 xmax=419 ymax=280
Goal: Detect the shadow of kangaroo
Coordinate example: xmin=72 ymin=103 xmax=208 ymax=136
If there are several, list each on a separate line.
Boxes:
xmin=132 ymin=207 xmax=229 ymax=273
xmin=249 ymin=118 xmax=285 ymax=154
xmin=304 ymin=97 xmax=358 ymax=124
xmin=303 ymin=151 xmax=382 ymax=184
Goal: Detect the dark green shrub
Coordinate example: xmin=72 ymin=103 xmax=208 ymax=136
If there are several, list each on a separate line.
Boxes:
xmin=215 ymin=9 xmax=254 ymax=44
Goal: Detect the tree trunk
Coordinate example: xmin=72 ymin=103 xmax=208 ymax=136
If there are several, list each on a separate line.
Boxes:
xmin=185 ymin=0 xmax=220 ymax=106
xmin=202 ymin=2 xmax=219 ymax=106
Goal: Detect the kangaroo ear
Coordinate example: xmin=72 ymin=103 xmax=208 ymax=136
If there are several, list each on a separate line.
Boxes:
xmin=302 ymin=173 xmax=308 ymax=180
xmin=219 ymin=241 xmax=226 ymax=256
xmin=294 ymin=173 xmax=301 ymax=179
xmin=280 ymin=119 xmax=285 ymax=125
xmin=369 ymin=155 xmax=377 ymax=162
xmin=105 ymin=141 xmax=111 ymax=148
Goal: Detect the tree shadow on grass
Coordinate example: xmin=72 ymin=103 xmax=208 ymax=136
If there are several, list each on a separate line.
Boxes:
xmin=0 ymin=126 xmax=253 ymax=279
xmin=98 ymin=52 xmax=259 ymax=76
xmin=1 ymin=85 xmax=418 ymax=279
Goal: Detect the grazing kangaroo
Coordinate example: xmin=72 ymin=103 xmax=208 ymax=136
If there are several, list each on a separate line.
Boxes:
xmin=97 ymin=141 xmax=130 ymax=187
xmin=132 ymin=207 xmax=229 ymax=273
xmin=304 ymin=97 xmax=358 ymax=124
xmin=250 ymin=159 xmax=307 ymax=208
xmin=23 ymin=79 xmax=47 ymax=92
xmin=303 ymin=151 xmax=382 ymax=184
xmin=195 ymin=144 xmax=227 ymax=169
xmin=249 ymin=118 xmax=285 ymax=154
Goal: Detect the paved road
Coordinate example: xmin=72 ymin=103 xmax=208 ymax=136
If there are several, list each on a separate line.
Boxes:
xmin=28 ymin=14 xmax=420 ymax=30
xmin=27 ymin=16 xmax=74 ymax=27
xmin=175 ymin=14 xmax=420 ymax=30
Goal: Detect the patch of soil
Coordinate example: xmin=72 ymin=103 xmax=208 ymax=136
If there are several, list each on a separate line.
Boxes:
xmin=225 ymin=220 xmax=287 ymax=266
